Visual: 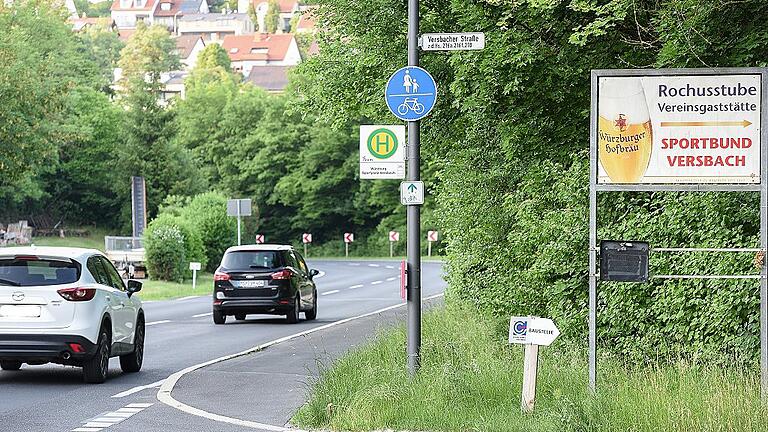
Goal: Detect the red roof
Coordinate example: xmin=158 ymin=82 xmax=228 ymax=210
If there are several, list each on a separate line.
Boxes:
xmin=117 ymin=28 xmax=137 ymax=42
xmin=296 ymin=9 xmax=316 ymax=31
xmin=110 ymin=0 xmax=157 ymax=12
xmin=252 ymin=0 xmax=297 ymax=13
xmin=175 ymin=34 xmax=203 ymax=59
xmin=154 ymin=0 xmax=181 ymax=16
xmin=221 ymin=34 xmax=295 ymax=62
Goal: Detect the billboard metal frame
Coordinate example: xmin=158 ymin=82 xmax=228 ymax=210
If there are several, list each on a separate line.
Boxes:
xmin=589 ymin=67 xmax=768 ymax=398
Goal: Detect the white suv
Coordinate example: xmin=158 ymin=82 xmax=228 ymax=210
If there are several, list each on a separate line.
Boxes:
xmin=0 ymin=247 xmax=145 ymax=383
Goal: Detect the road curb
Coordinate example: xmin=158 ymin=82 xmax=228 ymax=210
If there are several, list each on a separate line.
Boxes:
xmin=156 ymin=293 xmax=445 ymax=431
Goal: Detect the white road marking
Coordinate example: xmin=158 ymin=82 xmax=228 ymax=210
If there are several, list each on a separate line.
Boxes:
xmin=321 ymin=290 xmax=340 ymax=296
xmin=73 ymin=402 xmax=153 ymax=432
xmin=116 ymin=407 xmax=144 ymax=413
xmin=385 ymin=265 xmax=394 ymax=269
xmin=126 ymin=403 xmax=154 ymax=408
xmin=157 ymin=292 xmax=445 ymax=431
xmin=192 ymin=312 xmax=213 ymax=318
xmin=176 ymin=295 xmax=201 ymax=301
xmin=386 ymin=277 xmax=397 ymax=281
xmin=145 ymin=320 xmax=171 ymax=326
xmin=368 ymin=264 xmax=380 ymax=267
xmin=348 ymin=263 xmax=361 ymax=266
xmin=112 ymin=379 xmax=166 ymax=398
xmin=348 ymin=284 xmax=364 ymax=289
xmin=371 ymin=280 xmax=383 ymax=285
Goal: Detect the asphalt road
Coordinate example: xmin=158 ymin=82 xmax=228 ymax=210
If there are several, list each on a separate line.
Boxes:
xmin=0 ymin=259 xmax=446 ymax=432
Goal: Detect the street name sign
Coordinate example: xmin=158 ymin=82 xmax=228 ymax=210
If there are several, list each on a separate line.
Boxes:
xmin=344 ymin=233 xmax=354 ymax=243
xmin=389 ymin=231 xmax=400 ymax=242
xmin=360 ymin=125 xmax=405 ymax=179
xmin=596 ymin=73 xmax=762 ymax=184
xmin=302 ymin=233 xmax=313 ymax=244
xmin=400 ymin=181 xmax=424 ymax=205
xmin=508 ymin=317 xmax=560 ymax=346
xmin=254 ymin=234 xmax=265 ymax=244
xmin=421 ymin=32 xmax=485 ymax=51
xmin=385 ymin=66 xmax=437 ymax=121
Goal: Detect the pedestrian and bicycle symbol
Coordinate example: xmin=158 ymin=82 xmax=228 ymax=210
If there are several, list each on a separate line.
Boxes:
xmin=385 ymin=66 xmax=437 ymax=121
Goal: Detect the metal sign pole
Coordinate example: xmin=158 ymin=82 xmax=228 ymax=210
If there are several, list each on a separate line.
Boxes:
xmin=236 ymin=200 xmax=242 ymax=246
xmin=761 ymin=70 xmax=768 ymax=400
xmin=406 ymin=0 xmax=422 ymax=377
xmin=588 ymin=71 xmax=598 ymax=393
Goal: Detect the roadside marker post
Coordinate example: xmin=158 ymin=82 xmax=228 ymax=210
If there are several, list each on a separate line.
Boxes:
xmin=344 ymin=233 xmax=354 ymax=258
xmin=509 ymin=316 xmax=560 ymax=412
xmin=400 ymin=259 xmax=407 ymax=301
xmin=427 ymin=230 xmax=438 ymax=257
xmin=189 ymin=262 xmax=201 ymax=290
xmin=389 ymin=231 xmax=400 ymax=257
xmin=302 ymin=233 xmax=312 ymax=257
xmin=227 ymin=199 xmax=252 ymax=246
xmin=254 ymin=234 xmax=265 ymax=244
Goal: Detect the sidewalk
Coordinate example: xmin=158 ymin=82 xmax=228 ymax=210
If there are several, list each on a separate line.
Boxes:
xmin=170 ymin=298 xmax=444 ymax=430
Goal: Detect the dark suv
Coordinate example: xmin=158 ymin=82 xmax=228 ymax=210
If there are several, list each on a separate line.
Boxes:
xmin=212 ymin=245 xmax=318 ymax=324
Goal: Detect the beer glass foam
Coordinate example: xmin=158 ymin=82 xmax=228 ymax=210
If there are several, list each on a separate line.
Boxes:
xmin=598 ymin=78 xmax=653 ymax=183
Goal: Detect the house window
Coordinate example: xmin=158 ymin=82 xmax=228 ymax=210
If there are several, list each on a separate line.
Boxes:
xmin=250 ymin=48 xmax=267 ymax=54
xmin=136 ymin=0 xmax=145 ymax=7
xmin=229 ymin=48 xmax=239 ymax=53
xmin=160 ymin=2 xmax=171 ymax=10
xmin=119 ymin=0 xmax=131 ymax=8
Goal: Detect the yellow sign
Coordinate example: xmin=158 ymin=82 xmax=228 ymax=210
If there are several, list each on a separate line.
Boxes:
xmin=367 ymin=128 xmax=399 ymax=159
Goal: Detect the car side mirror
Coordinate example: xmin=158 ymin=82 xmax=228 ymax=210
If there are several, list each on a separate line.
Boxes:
xmin=309 ymin=269 xmax=320 ymax=278
xmin=127 ymin=280 xmax=142 ymax=296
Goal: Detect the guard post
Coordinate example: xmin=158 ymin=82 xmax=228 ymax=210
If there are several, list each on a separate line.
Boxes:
xmin=589 ymin=68 xmax=768 ymax=398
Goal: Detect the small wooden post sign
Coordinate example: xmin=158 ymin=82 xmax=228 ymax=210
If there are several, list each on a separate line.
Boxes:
xmin=509 ymin=316 xmax=560 ymax=412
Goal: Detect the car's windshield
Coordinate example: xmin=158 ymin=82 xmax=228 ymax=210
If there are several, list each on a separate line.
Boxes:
xmin=221 ymin=251 xmax=282 ymax=271
xmin=0 ymin=258 xmax=81 ymax=287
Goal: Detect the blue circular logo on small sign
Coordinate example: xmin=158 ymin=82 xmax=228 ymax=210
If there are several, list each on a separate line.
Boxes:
xmin=385 ymin=66 xmax=437 ymax=121
xmin=513 ymin=320 xmax=527 ymax=336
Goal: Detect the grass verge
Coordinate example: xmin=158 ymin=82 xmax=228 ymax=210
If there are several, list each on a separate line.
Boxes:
xmin=138 ymin=273 xmax=213 ymax=301
xmin=293 ymin=305 xmax=768 ymax=432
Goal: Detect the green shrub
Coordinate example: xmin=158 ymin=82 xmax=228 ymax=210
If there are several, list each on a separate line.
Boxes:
xmin=150 ymin=213 xmax=207 ymax=271
xmin=181 ymin=191 xmax=236 ymax=272
xmin=144 ymin=221 xmax=186 ymax=282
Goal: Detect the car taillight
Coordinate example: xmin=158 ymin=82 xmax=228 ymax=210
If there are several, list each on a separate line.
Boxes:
xmin=57 ymin=288 xmax=96 ymax=302
xmin=271 ymin=270 xmax=292 ymax=280
xmin=214 ymin=272 xmax=230 ymax=281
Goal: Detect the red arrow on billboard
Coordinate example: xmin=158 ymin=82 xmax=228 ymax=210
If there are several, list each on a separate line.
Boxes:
xmin=302 ymin=233 xmax=313 ymax=244
xmin=344 ymin=233 xmax=354 ymax=243
xmin=427 ymin=231 xmax=438 ymax=242
xmin=389 ymin=231 xmax=400 ymax=242
xmin=255 ymin=234 xmax=265 ymax=244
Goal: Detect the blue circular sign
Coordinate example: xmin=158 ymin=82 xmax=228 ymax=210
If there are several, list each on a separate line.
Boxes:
xmin=385 ymin=66 xmax=437 ymax=121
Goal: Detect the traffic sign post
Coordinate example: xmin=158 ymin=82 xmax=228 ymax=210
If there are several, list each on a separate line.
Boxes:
xmin=509 ymin=316 xmax=560 ymax=413
xmin=189 ymin=262 xmax=201 ymax=290
xmin=389 ymin=231 xmax=400 ymax=257
xmin=254 ymin=234 xmax=265 ymax=244
xmin=427 ymin=230 xmax=438 ymax=257
xmin=400 ymin=181 xmax=424 ymax=205
xmin=227 ymin=199 xmax=252 ymax=246
xmin=344 ymin=233 xmax=354 ymax=258
xmin=302 ymin=233 xmax=312 ymax=257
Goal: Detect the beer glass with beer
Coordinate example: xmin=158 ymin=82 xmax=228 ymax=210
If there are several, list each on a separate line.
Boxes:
xmin=598 ymin=78 xmax=653 ymax=183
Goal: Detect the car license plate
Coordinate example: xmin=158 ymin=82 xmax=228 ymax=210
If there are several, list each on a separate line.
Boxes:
xmin=0 ymin=305 xmax=41 ymax=318
xmin=237 ymin=280 xmax=266 ymax=288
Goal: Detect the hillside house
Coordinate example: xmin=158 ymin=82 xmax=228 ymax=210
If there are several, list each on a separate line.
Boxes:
xmin=177 ymin=12 xmax=254 ymax=42
xmin=221 ymin=33 xmax=300 ymax=77
xmin=175 ymin=34 xmax=206 ymax=69
xmin=236 ymin=0 xmax=298 ymax=33
xmin=153 ymin=0 xmax=209 ymax=33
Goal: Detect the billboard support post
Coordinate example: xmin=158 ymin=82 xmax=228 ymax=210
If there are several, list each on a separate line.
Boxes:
xmin=590 ymin=68 xmax=768 ymax=399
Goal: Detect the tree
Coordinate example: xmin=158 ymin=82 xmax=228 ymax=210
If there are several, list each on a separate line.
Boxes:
xmin=78 ymin=25 xmax=125 ymax=93
xmin=196 ymin=43 xmax=232 ymax=70
xmin=0 ymin=0 xmax=101 ymax=191
xmin=265 ymin=0 xmax=280 ymax=33
xmin=116 ymin=22 xmax=204 ymax=223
